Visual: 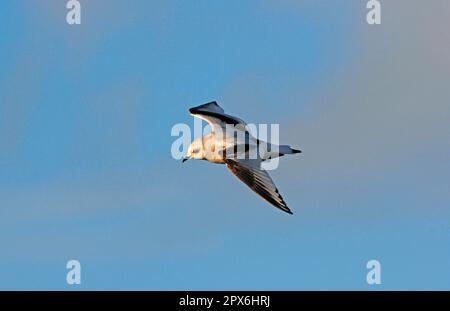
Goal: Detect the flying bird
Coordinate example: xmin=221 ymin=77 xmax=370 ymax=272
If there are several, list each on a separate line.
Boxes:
xmin=183 ymin=101 xmax=301 ymax=214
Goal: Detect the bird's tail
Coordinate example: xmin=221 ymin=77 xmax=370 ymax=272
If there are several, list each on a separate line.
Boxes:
xmin=279 ymin=145 xmax=302 ymax=155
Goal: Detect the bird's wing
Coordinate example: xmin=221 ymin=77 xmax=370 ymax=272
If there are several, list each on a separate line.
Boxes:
xmin=189 ymin=101 xmax=248 ymax=132
xmin=225 ymin=159 xmax=293 ymax=214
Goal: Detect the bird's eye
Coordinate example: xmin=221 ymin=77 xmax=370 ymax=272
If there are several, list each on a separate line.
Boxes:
xmin=192 ymin=148 xmax=199 ymax=154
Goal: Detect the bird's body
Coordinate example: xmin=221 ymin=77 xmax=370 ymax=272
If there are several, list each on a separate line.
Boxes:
xmin=183 ymin=101 xmax=301 ymax=214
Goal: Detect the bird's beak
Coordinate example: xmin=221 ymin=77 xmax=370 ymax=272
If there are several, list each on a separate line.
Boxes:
xmin=182 ymin=157 xmax=189 ymax=163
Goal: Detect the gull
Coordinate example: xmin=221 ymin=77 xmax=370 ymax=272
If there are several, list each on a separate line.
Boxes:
xmin=183 ymin=101 xmax=301 ymax=214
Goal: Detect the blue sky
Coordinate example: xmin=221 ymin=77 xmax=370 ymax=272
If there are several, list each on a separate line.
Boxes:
xmin=1 ymin=0 xmax=449 ymax=290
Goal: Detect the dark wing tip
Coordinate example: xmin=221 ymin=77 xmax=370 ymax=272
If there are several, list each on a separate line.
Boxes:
xmin=263 ymin=193 xmax=293 ymax=215
xmin=285 ymin=208 xmax=294 ymax=215
xmin=292 ymin=149 xmax=302 ymax=154
xmin=277 ymin=200 xmax=293 ymax=215
xmin=189 ymin=101 xmax=219 ymax=114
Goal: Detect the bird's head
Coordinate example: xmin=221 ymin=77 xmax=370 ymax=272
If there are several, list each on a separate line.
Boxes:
xmin=183 ymin=138 xmax=205 ymax=162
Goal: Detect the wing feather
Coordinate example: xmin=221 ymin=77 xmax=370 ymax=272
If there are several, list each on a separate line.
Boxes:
xmin=189 ymin=101 xmax=248 ymax=132
xmin=225 ymin=159 xmax=293 ymax=214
